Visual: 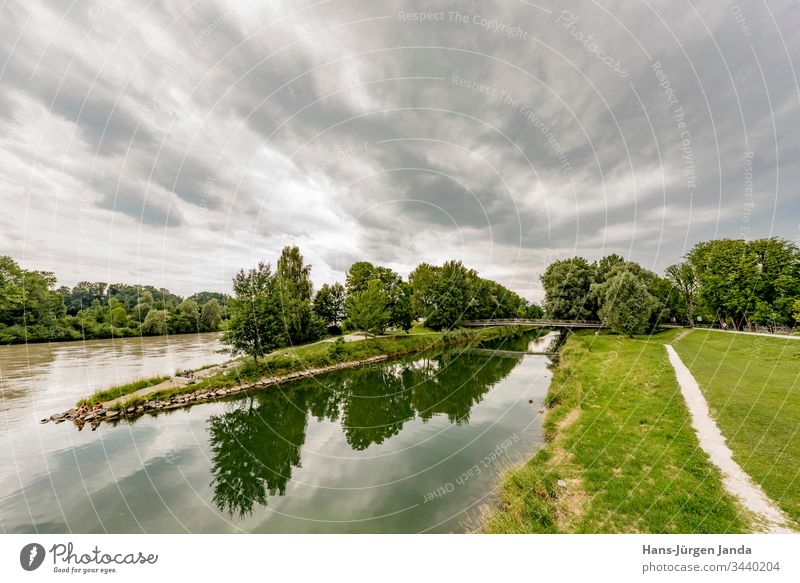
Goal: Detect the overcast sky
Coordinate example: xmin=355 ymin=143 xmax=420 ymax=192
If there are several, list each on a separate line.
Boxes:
xmin=1 ymin=1 xmax=798 ymax=301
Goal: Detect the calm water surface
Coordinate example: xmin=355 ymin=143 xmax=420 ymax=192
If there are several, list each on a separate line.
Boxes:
xmin=0 ymin=333 xmax=226 ymax=428
xmin=0 ymin=332 xmax=557 ymax=533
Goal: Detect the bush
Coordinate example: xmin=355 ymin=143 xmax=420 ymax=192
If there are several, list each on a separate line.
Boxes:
xmin=327 ymin=337 xmax=345 ymax=361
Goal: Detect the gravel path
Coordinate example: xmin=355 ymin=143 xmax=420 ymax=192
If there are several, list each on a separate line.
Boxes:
xmin=694 ymin=328 xmax=800 ymax=340
xmin=664 ymin=345 xmax=794 ymax=533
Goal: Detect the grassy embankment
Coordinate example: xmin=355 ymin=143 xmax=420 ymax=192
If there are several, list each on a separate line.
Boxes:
xmin=483 ymin=329 xmax=749 ymax=533
xmin=672 ymin=330 xmax=800 ymax=526
xmin=78 ymin=377 xmax=170 ymax=407
xmin=82 ymin=326 xmax=525 ymax=411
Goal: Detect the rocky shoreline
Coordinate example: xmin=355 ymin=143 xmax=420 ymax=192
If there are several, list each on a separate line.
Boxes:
xmin=41 ymin=353 xmax=392 ymax=430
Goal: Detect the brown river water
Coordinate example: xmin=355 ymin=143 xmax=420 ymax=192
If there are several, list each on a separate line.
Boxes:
xmin=0 ymin=332 xmax=226 ymax=429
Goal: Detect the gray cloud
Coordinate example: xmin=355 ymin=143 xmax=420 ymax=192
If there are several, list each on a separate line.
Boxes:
xmin=1 ymin=0 xmax=798 ymax=297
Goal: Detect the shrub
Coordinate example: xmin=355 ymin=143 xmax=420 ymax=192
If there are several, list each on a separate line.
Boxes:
xmin=328 ymin=337 xmax=345 ymax=361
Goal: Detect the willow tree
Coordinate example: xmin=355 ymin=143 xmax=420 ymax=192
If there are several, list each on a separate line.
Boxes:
xmin=594 ymin=271 xmax=657 ymax=336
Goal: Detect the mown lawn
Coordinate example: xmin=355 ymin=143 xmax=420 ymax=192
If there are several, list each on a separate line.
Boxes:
xmin=484 ymin=330 xmax=748 ymax=533
xmin=672 ymin=330 xmax=800 ymax=526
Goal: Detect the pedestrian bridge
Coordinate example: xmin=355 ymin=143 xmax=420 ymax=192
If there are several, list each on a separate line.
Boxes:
xmin=461 ymin=318 xmax=604 ymax=329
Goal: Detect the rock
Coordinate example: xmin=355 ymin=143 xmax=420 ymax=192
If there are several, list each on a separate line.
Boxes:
xmin=84 ymin=413 xmax=95 ymax=421
xmin=50 ymin=414 xmax=62 ymax=421
xmin=215 ymin=389 xmax=226 ymax=396
xmin=135 ymin=406 xmax=144 ymax=413
xmin=55 ymin=418 xmax=64 ymax=424
xmin=557 ymin=479 xmax=567 ymax=488
xmin=40 ymin=418 xmax=49 ymax=424
xmin=105 ymin=410 xmax=120 ymax=419
xmin=126 ymin=407 xmax=135 ymax=414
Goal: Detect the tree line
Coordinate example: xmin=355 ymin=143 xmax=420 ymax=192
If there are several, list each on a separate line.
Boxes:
xmin=222 ymin=246 xmax=536 ymax=361
xmin=540 ymin=237 xmax=800 ymax=335
xmin=6 ymin=235 xmax=796 ymax=346
xmin=0 ymin=255 xmax=228 ymax=343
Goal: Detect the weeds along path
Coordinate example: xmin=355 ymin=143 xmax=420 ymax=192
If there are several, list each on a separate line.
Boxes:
xmin=664 ymin=344 xmax=794 ymax=533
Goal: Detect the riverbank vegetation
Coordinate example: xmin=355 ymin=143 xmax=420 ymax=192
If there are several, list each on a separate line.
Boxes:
xmin=0 ymin=256 xmax=228 ymax=343
xmin=539 ymin=237 xmax=800 ymax=335
xmin=672 ymin=330 xmax=800 ymax=525
xmin=91 ymin=325 xmax=525 ymax=412
xmin=483 ymin=330 xmax=749 ymax=533
xmin=79 ymin=376 xmax=171 ymax=407
xmin=222 ymin=245 xmax=533 ymax=362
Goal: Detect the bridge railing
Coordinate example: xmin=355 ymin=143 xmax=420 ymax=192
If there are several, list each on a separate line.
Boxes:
xmin=461 ymin=319 xmax=604 ymax=328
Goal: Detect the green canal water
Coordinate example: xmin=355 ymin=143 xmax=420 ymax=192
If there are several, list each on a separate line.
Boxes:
xmin=0 ymin=331 xmax=558 ymax=533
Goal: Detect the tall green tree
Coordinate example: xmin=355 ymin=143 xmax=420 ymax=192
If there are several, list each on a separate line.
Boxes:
xmin=687 ymin=238 xmax=800 ymax=329
xmin=665 ymin=262 xmax=697 ymax=326
xmin=222 ymin=262 xmax=286 ymax=362
xmin=0 ymin=256 xmax=68 ymax=341
xmin=275 ymin=245 xmax=317 ymax=343
xmin=345 ymin=261 xmax=379 ymax=295
xmin=313 ymin=282 xmax=346 ymax=329
xmin=408 ymin=262 xmax=438 ymax=320
xmin=422 ymin=261 xmax=469 ymax=330
xmin=110 ymin=306 xmax=128 ymax=328
xmin=200 ymin=298 xmax=223 ymax=331
xmin=540 ymin=258 xmax=596 ymax=320
xmin=169 ymin=298 xmax=200 ymax=334
xmin=388 ymin=280 xmax=414 ymax=332
xmin=347 ymin=279 xmax=391 ymax=335
xmin=141 ymin=309 xmax=168 ymax=335
xmin=346 ymin=262 xmax=415 ymax=331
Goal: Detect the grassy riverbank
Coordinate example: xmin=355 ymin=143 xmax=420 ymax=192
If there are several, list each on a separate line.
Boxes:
xmin=79 ymin=376 xmax=170 ymax=407
xmin=672 ymin=330 xmax=800 ymax=525
xmin=81 ymin=326 xmax=526 ymax=412
xmin=483 ymin=330 xmax=749 ymax=533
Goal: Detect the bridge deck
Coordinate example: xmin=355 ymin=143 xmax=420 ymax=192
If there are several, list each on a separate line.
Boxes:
xmin=468 ymin=348 xmax=556 ymax=357
xmin=462 ymin=319 xmax=604 ymax=328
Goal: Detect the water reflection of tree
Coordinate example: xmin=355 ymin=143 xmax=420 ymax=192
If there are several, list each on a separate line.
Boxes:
xmin=340 ymin=366 xmax=414 ymax=450
xmin=208 ymin=348 xmax=522 ymax=518
xmin=411 ymin=352 xmax=519 ymax=424
xmin=208 ymin=391 xmax=308 ymax=517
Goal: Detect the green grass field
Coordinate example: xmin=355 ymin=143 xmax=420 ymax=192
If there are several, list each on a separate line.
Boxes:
xmin=672 ymin=330 xmax=800 ymax=525
xmin=484 ymin=330 xmax=748 ymax=533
